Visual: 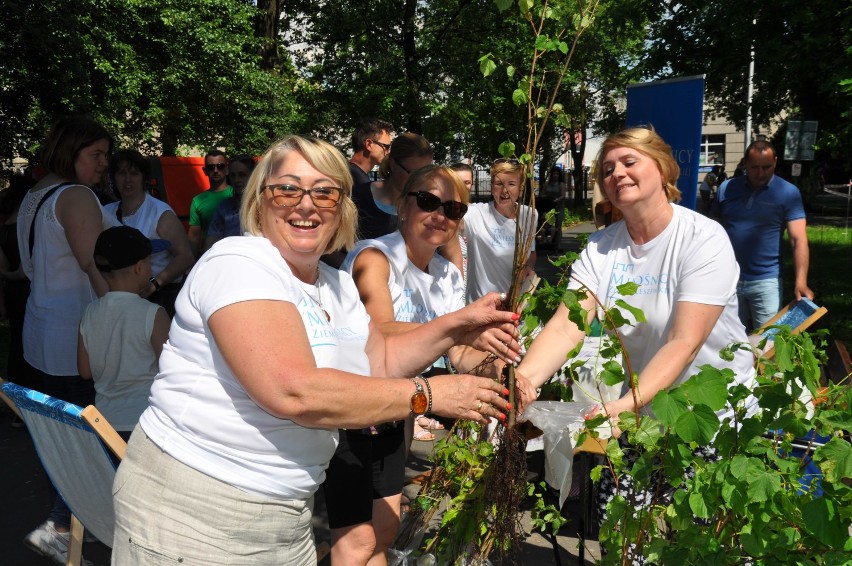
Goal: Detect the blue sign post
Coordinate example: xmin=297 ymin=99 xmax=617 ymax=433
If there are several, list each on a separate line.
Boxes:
xmin=626 ymin=76 xmax=705 ymax=210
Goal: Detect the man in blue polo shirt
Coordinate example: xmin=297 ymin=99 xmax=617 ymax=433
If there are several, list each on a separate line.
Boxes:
xmin=712 ymin=140 xmax=814 ymax=332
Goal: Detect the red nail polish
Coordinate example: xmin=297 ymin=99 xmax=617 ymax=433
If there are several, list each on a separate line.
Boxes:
xmin=499 ymin=413 xmax=506 ymax=420
xmin=511 ymin=313 xmax=520 ymax=320
xmin=503 ymin=388 xmax=510 ymax=396
xmin=506 ymin=403 xmax=513 ymax=410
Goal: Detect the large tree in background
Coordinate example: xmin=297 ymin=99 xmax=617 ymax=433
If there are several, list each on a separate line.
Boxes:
xmin=642 ymin=0 xmax=852 ymax=176
xmin=0 ymin=0 xmax=303 ymax=161
xmin=288 ymin=0 xmax=530 ymax=162
xmin=289 ymin=0 xmax=650 ymax=167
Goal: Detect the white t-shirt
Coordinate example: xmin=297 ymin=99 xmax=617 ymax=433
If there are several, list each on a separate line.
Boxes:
xmin=569 ymin=204 xmax=755 ymax=420
xmin=139 ymin=236 xmax=372 ymax=500
xmin=463 ymin=201 xmax=537 ymax=303
xmin=342 ymin=231 xmax=465 ymax=323
xmin=79 ymin=292 xmax=161 ymax=431
xmin=105 ymin=194 xmax=179 ymax=279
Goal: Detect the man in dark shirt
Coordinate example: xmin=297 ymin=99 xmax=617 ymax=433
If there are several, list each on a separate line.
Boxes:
xmin=348 ymin=118 xmax=392 ymax=185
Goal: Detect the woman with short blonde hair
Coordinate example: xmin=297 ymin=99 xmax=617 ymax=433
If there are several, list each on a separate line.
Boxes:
xmin=113 ymin=135 xmax=517 ymax=565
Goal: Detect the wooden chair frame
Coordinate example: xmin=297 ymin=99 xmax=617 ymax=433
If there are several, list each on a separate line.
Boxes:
xmin=1 ymin=378 xmax=126 ymax=566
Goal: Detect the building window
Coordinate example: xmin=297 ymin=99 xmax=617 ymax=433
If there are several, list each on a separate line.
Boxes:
xmin=700 ymin=134 xmax=726 ymax=166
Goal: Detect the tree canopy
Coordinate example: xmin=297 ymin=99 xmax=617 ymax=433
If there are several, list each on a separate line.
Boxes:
xmin=0 ymin=0 xmax=848 ymax=178
xmin=642 ymin=0 xmax=852 ymax=170
xmin=0 ymin=0 xmax=303 ymax=161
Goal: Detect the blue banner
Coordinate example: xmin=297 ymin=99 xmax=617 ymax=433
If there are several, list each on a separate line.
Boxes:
xmin=626 ymin=76 xmax=705 ymax=210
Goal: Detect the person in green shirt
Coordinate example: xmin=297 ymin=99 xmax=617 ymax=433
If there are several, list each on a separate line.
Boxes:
xmin=188 ymin=150 xmax=233 ymax=257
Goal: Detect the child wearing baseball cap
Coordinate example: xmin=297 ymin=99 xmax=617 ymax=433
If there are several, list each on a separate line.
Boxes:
xmin=78 ymin=226 xmax=170 ymax=439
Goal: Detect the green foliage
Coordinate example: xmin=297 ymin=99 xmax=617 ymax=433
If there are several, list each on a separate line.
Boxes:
xmin=528 ymin=482 xmax=569 ymax=534
xmin=642 ymin=0 xmax=852 ymax=169
xmin=0 ymin=0 xmax=302 ymax=160
xmin=587 ymin=322 xmax=852 ymax=564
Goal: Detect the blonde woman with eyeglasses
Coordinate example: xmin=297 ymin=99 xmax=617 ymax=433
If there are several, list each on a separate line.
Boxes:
xmin=112 ymin=136 xmax=517 ymax=566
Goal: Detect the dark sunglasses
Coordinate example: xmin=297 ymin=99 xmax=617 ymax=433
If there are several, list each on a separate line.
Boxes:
xmin=407 ymin=191 xmax=467 ymax=220
xmin=205 ymin=163 xmax=227 ymax=171
xmin=369 ymin=138 xmax=391 ymax=152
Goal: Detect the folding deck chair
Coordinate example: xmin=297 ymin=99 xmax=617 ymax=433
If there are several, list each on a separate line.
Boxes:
xmin=0 ymin=378 xmax=126 ymax=566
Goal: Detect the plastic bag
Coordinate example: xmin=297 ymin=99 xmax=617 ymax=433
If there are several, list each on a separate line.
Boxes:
xmin=520 ymin=400 xmax=610 ymax=507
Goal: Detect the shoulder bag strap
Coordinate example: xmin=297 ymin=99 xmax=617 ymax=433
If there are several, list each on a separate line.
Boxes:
xmin=28 ymin=182 xmax=73 ymax=256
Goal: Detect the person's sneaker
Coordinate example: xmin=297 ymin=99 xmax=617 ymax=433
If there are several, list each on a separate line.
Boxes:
xmin=23 ymin=520 xmax=94 ymax=566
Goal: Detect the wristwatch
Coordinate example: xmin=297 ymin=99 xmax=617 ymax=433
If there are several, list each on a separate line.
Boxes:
xmin=409 ymin=379 xmax=428 ymax=416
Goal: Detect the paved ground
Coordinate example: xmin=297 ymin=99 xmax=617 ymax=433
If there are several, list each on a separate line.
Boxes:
xmin=0 ymin=221 xmax=602 ymax=566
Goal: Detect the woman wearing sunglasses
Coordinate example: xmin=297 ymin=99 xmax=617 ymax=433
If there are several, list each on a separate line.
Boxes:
xmin=332 ymin=165 xmax=524 ymax=566
xmin=464 ymin=158 xmax=538 ymax=303
xmin=112 ymin=137 xmax=517 ymax=565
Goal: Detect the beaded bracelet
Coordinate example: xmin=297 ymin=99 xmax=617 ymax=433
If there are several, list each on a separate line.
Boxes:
xmin=419 ymin=376 xmax=433 ymax=414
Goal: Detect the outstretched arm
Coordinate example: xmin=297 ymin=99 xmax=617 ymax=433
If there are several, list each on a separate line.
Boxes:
xmin=787 ymin=218 xmax=813 ymax=300
xmin=600 ymin=301 xmax=722 ymax=420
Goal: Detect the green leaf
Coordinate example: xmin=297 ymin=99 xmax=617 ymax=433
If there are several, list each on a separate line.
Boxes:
xmin=614 ymin=298 xmax=647 ymax=323
xmin=497 ymin=140 xmax=515 ymax=157
xmin=512 ymin=88 xmax=527 ymax=106
xmin=651 ymin=387 xmax=688 ymax=427
xmin=772 ymin=332 xmax=796 ymax=372
xmin=802 ymin=497 xmax=847 ymax=547
xmin=616 ymin=282 xmax=639 ymax=296
xmin=494 ymin=0 xmax=513 ymax=12
xmin=745 ymin=463 xmax=781 ymax=503
xmin=506 ymin=65 xmax=515 ymax=78
xmin=813 ymin=436 xmax=852 ymax=483
xmin=729 ymin=455 xmax=749 ymax=479
xmin=478 ymin=53 xmax=497 ymax=77
xmin=688 ymin=491 xmax=711 ymax=518
xmin=721 ymin=481 xmax=748 ymax=510
xmin=534 ymin=34 xmax=551 ymax=51
xmin=680 ymin=366 xmax=731 ymax=411
xmin=674 ymin=404 xmax=719 ymax=444
xmin=599 ymin=359 xmax=625 ymax=386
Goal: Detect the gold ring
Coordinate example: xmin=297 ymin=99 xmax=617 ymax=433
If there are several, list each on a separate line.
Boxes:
xmin=477 ymin=400 xmax=483 ymax=411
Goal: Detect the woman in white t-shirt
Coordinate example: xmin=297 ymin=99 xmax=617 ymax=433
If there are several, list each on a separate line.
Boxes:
xmin=464 ymin=158 xmax=538 ymax=303
xmin=105 ymin=149 xmax=194 ymax=316
xmin=334 ymin=165 xmax=522 ymax=565
xmin=112 ymin=136 xmax=519 ymax=565
xmin=515 ymin=127 xmax=756 ymax=563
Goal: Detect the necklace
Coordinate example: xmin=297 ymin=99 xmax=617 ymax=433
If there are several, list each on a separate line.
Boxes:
xmin=298 ymin=267 xmax=331 ymax=322
xmin=121 ymin=196 xmax=145 ymax=217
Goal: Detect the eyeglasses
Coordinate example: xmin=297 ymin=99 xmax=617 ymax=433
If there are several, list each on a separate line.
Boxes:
xmin=369 ymin=139 xmax=391 ymax=152
xmin=264 ymin=184 xmax=343 ymax=208
xmin=407 ymin=191 xmax=468 ymax=220
xmin=493 ymin=158 xmax=521 ymax=166
xmin=205 ymin=163 xmax=227 ymax=172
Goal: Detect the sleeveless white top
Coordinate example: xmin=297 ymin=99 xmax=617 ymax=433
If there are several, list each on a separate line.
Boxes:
xmin=105 ymin=194 xmax=179 ymax=279
xmin=17 ymin=183 xmax=113 ymax=375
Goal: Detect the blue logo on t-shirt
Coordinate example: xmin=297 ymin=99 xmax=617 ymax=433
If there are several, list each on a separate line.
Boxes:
xmin=608 ymin=262 xmax=669 ymax=297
